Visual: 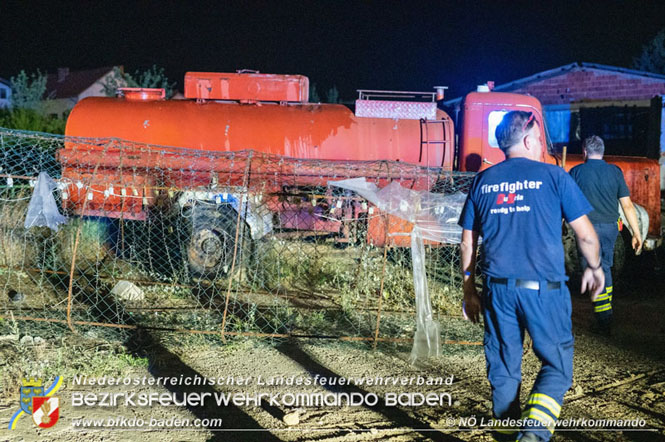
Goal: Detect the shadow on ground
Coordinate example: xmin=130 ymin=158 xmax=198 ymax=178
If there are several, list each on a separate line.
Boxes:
xmin=275 ymin=341 xmax=465 ymax=442
xmin=77 ymin=281 xmax=282 ymax=442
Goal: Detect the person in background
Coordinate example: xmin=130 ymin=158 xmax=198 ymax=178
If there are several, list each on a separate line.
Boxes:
xmin=569 ymin=135 xmax=643 ymax=335
xmin=459 ymin=110 xmax=604 ymax=442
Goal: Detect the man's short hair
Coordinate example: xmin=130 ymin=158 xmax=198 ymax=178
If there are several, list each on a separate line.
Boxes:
xmin=495 ymin=111 xmax=536 ymax=154
xmin=583 ymin=135 xmax=605 ymax=156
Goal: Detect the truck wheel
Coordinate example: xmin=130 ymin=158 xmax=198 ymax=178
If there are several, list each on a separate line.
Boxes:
xmin=186 ymin=205 xmax=252 ymax=279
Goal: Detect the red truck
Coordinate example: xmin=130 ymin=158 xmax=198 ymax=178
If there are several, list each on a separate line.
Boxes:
xmin=59 ymin=71 xmax=661 ymax=276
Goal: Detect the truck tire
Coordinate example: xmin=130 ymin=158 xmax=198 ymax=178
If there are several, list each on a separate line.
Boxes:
xmin=186 ymin=204 xmax=252 ymax=279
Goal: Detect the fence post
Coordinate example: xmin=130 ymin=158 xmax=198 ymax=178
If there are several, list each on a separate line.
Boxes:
xmin=373 ymin=212 xmax=390 ymax=349
xmin=221 ymin=152 xmax=253 ymax=343
xmin=66 ymin=141 xmax=109 ymax=332
xmin=65 ymin=221 xmax=83 ymax=332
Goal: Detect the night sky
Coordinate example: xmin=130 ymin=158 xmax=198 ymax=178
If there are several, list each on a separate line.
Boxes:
xmin=2 ymin=1 xmax=665 ymax=101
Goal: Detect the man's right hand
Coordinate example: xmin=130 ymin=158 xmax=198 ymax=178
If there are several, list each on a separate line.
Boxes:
xmin=581 ymin=266 xmax=605 ymax=300
xmin=463 ymin=284 xmax=482 ymax=323
xmin=632 ymin=235 xmax=643 ymax=255
xmin=619 ymin=196 xmax=644 ymax=255
xmin=570 ymin=215 xmax=604 ymax=299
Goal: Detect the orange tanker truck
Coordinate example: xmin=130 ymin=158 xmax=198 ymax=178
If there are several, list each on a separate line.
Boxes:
xmin=59 ymin=70 xmax=661 ymax=276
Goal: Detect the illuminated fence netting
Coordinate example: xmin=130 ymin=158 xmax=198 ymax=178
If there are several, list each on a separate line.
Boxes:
xmin=0 ymin=128 xmax=481 ymax=345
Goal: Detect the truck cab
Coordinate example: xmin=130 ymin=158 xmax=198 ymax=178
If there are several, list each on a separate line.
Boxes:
xmin=456 ymin=91 xmax=556 ymax=171
xmin=453 ymin=89 xmax=661 ymax=252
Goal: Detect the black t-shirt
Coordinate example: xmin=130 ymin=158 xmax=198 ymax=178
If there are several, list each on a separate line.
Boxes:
xmin=569 ymin=159 xmax=630 ymax=224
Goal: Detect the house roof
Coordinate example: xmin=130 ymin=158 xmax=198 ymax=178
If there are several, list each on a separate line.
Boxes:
xmin=0 ymin=77 xmax=10 ymax=87
xmin=443 ymin=62 xmax=665 ymax=107
xmin=45 ymin=66 xmax=116 ymax=99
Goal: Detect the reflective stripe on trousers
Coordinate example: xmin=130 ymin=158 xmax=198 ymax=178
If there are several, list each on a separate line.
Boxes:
xmin=580 ymin=222 xmax=618 ymax=323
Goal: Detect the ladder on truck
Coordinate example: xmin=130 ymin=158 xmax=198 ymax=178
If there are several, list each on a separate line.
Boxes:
xmin=419 ymin=118 xmax=450 ymax=168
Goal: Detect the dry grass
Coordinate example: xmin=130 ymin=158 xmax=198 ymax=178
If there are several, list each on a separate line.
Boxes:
xmin=248 ymin=238 xmax=463 ymax=315
xmin=0 ymin=321 xmax=147 ymax=401
xmin=0 ymin=192 xmax=38 ymax=269
xmin=0 ymin=191 xmax=113 ymax=274
xmin=0 ymin=230 xmax=38 ymax=269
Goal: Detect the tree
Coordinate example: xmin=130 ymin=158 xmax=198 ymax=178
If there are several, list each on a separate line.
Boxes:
xmin=101 ymin=65 xmax=176 ymax=98
xmin=326 ymin=85 xmax=340 ymax=104
xmin=0 ymin=108 xmax=66 ymax=134
xmin=0 ymin=70 xmax=65 ymax=134
xmin=10 ymin=70 xmax=47 ymax=110
xmin=309 ymin=82 xmax=321 ymax=103
xmin=134 ymin=65 xmax=176 ymax=95
xmin=633 ymin=30 xmax=665 ymax=74
xmin=309 ymin=83 xmax=341 ymax=103
xmin=100 ymin=66 xmax=130 ymax=97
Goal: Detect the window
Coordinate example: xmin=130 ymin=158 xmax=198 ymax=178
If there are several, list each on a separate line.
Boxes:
xmin=577 ymin=106 xmax=650 ymax=156
xmin=487 ymin=110 xmax=509 ymax=148
xmin=0 ymin=88 xmax=6 ymax=99
xmin=543 ymin=109 xmax=571 ymax=144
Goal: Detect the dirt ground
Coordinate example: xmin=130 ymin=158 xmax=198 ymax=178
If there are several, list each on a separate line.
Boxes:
xmin=1 ymin=248 xmax=665 ymax=442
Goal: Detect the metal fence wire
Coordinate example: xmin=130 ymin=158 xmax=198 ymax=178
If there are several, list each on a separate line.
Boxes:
xmin=0 ymin=128 xmax=481 ymax=345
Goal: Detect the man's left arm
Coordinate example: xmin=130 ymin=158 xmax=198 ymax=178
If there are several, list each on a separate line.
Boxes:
xmin=460 ymin=228 xmax=481 ymax=323
xmin=619 ymin=196 xmax=643 ymax=254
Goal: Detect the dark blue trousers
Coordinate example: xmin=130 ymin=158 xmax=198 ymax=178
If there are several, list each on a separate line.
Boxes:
xmin=579 ymin=222 xmax=618 ymax=324
xmin=483 ymin=279 xmax=574 ymax=441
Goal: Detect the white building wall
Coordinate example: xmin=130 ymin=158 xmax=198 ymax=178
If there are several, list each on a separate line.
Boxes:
xmin=78 ymin=70 xmax=122 ymax=100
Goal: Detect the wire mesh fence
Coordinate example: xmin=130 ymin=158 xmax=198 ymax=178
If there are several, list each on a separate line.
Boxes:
xmin=0 ymin=128 xmax=481 ymax=346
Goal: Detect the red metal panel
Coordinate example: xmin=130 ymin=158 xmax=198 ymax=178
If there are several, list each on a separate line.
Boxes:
xmin=61 ymin=167 xmax=149 ymax=220
xmin=184 ymin=72 xmax=309 ymax=102
xmin=367 ymin=214 xmax=445 ymax=247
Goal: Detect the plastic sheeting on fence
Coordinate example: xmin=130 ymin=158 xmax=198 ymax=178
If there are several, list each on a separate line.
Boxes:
xmin=24 ymin=172 xmax=67 ymax=231
xmin=329 ymin=178 xmax=466 ymax=363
